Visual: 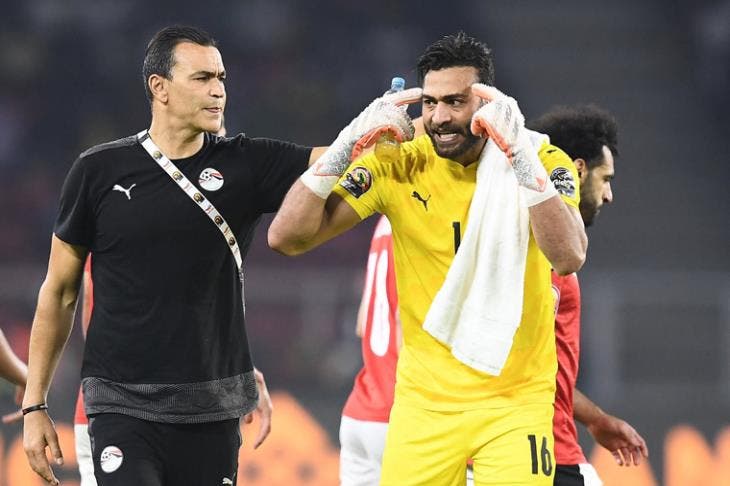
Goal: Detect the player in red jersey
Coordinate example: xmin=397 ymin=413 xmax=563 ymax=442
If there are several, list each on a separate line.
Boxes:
xmin=529 ymin=104 xmax=649 ymax=486
xmin=339 ymin=215 xmax=400 ymax=485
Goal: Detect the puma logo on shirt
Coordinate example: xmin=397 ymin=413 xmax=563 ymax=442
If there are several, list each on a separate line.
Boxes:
xmin=411 ymin=190 xmax=431 ymax=211
xmin=113 ymin=183 xmax=137 ymax=200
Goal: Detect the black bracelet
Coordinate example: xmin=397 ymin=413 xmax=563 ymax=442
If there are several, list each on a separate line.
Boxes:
xmin=21 ymin=403 xmax=49 ymax=416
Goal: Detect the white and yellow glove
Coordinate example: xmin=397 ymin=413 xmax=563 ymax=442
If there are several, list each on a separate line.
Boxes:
xmin=301 ymin=87 xmax=422 ymax=199
xmin=470 ymin=84 xmax=557 ymax=207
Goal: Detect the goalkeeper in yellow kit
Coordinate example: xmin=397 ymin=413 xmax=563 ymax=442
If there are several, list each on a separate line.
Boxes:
xmin=269 ymin=32 xmax=587 ymax=486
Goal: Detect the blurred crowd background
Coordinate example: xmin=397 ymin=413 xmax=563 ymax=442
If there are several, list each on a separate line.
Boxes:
xmin=1 ymin=0 xmax=729 ymax=484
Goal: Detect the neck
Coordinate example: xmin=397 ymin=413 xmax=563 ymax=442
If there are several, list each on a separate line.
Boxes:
xmin=148 ymin=116 xmax=205 ymax=159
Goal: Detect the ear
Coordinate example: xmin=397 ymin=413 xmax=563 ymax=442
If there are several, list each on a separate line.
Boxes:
xmin=574 ymin=158 xmax=588 ymax=182
xmin=148 ymin=74 xmax=168 ymax=104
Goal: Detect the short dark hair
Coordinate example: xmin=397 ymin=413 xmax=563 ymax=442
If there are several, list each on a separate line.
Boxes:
xmin=527 ymin=104 xmax=619 ymax=168
xmin=416 ymin=32 xmax=495 ymax=86
xmin=142 ymin=25 xmax=218 ymax=101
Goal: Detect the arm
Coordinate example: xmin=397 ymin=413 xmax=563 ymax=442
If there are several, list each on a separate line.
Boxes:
xmin=23 ymin=235 xmax=87 ymax=486
xmin=470 ymin=84 xmax=586 ymax=274
xmin=269 ymin=185 xmax=362 ymax=255
xmin=574 ymin=388 xmax=649 ymax=466
xmin=0 ymin=329 xmax=27 ymax=424
xmin=528 ymin=197 xmax=586 ymax=275
xmin=270 ymin=89 xmax=421 ymax=255
xmin=308 ymin=146 xmax=328 ymax=166
xmin=0 ymin=329 xmax=27 ymax=387
xmin=243 ymin=368 xmax=273 ymax=449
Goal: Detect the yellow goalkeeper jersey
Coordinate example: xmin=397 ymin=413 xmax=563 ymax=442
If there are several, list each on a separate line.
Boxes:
xmin=333 ymin=134 xmax=580 ymax=410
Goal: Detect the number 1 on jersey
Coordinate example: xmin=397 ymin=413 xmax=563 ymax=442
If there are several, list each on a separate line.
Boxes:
xmin=452 ymin=221 xmax=461 ymax=254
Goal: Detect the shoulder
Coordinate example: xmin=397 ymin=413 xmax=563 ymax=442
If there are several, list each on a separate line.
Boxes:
xmin=212 ymin=133 xmax=310 ymax=156
xmin=537 ymin=141 xmax=580 ymax=203
xmin=79 ymin=135 xmax=139 ymax=161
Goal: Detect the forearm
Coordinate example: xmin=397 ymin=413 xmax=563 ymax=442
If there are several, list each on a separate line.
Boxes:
xmin=573 ymin=387 xmax=606 ymax=427
xmin=22 ymin=282 xmax=78 ymax=406
xmin=268 ymin=180 xmax=330 ymax=255
xmin=529 ymin=197 xmax=587 ymax=275
xmin=0 ymin=331 xmax=27 ymax=386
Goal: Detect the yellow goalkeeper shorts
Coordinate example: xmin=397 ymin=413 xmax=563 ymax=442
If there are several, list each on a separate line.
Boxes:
xmin=380 ymin=399 xmax=555 ymax=486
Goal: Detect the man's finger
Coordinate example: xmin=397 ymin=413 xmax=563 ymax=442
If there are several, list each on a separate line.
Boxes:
xmin=630 ymin=447 xmax=642 ymax=466
xmin=252 ymin=414 xmax=272 ymax=449
xmin=28 ymin=450 xmax=58 ymax=485
xmin=243 ymin=412 xmax=254 ymax=424
xmin=471 ymin=83 xmax=505 ymax=102
xmin=2 ymin=409 xmax=23 ymax=424
xmin=46 ymin=434 xmax=64 ymax=466
xmin=384 ymin=87 xmax=423 ymax=107
xmin=636 ymin=434 xmax=649 ymax=458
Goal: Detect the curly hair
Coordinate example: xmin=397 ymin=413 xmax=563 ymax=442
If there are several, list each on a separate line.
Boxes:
xmin=527 ymin=104 xmax=618 ymax=168
xmin=417 ymin=32 xmax=495 ymax=86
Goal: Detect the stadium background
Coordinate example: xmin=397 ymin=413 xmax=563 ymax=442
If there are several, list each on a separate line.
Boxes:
xmin=0 ymin=0 xmax=729 ymax=484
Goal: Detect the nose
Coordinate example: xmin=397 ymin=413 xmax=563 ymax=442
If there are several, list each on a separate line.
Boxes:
xmin=603 ymin=182 xmax=613 ymax=204
xmin=431 ymin=102 xmax=452 ymax=126
xmin=210 ymin=78 xmax=225 ymax=98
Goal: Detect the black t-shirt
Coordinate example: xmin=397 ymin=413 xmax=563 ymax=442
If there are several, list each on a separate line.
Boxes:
xmin=55 ymin=132 xmax=310 ymax=422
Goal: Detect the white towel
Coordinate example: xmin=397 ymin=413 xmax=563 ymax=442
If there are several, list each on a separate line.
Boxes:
xmin=423 ymin=132 xmax=548 ymax=375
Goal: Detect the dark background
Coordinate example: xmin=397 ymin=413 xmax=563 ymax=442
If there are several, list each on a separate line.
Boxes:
xmin=1 ymin=1 xmax=728 ymax=483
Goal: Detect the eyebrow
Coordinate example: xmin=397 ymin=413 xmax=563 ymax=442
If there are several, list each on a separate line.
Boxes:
xmin=422 ymin=93 xmax=469 ymax=102
xmin=190 ymin=70 xmax=226 ymax=78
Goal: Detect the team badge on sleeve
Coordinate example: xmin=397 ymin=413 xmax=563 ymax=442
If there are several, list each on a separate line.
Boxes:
xmin=549 ymin=167 xmax=576 ymax=198
xmin=199 ymin=168 xmax=224 ymax=191
xmin=340 ymin=166 xmax=372 ymax=198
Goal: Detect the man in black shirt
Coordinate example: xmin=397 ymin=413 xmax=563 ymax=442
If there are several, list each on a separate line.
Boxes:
xmin=20 ymin=25 xmax=335 ymax=486
xmin=22 ymin=23 xmax=416 ymax=485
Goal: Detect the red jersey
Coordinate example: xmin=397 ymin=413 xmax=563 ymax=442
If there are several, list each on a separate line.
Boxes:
xmin=552 ymin=271 xmax=586 ymax=464
xmin=342 ymin=216 xmax=399 ymax=422
xmin=74 ymin=255 xmax=93 ymax=425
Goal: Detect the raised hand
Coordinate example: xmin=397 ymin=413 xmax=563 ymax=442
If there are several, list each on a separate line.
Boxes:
xmin=302 ymin=87 xmax=422 ymax=199
xmin=470 ymin=84 xmax=548 ymax=193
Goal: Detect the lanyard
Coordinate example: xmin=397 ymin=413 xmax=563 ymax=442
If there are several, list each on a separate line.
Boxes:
xmin=137 ymin=130 xmax=246 ymax=310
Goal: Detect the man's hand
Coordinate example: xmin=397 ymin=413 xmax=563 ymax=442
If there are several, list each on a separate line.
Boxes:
xmin=23 ymin=410 xmax=63 ymax=485
xmin=587 ymin=413 xmax=649 ymax=466
xmin=2 ymin=384 xmax=26 ymax=424
xmin=470 ymin=84 xmax=551 ymax=196
xmin=301 ymin=87 xmax=422 ymax=199
xmin=243 ymin=368 xmax=273 ymax=449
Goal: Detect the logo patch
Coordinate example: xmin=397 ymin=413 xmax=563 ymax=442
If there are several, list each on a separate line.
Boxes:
xmin=112 ymin=183 xmax=136 ymax=200
xmin=340 ymin=166 xmax=372 ymax=198
xmin=411 ymin=190 xmax=431 ymax=211
xmin=550 ymin=167 xmax=576 ymax=198
xmin=199 ymin=168 xmax=224 ymax=191
xmin=100 ymin=445 xmax=124 ymax=473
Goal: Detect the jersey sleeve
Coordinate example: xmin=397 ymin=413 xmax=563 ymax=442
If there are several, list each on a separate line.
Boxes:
xmin=538 ymin=143 xmax=580 ymax=210
xmin=332 ymin=152 xmax=389 ymax=220
xmin=54 ymin=156 xmax=94 ymax=247
xmin=246 ymin=137 xmax=312 ymax=213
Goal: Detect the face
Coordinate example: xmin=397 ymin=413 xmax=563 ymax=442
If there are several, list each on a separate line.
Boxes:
xmin=422 ymin=66 xmax=486 ymax=165
xmin=579 ymin=145 xmax=615 ymax=226
xmin=161 ymin=42 xmax=226 ymax=134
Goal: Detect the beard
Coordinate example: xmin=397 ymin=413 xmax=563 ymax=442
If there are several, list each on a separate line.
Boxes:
xmin=579 ymin=178 xmax=601 ymax=226
xmin=424 ymin=120 xmax=483 ymax=161
xmin=580 ymin=202 xmax=599 ymax=227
